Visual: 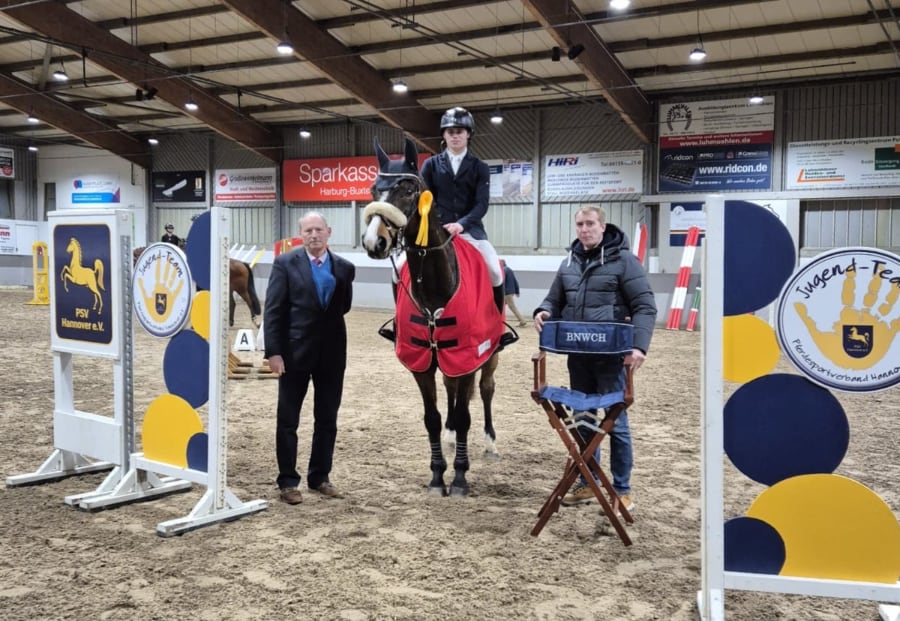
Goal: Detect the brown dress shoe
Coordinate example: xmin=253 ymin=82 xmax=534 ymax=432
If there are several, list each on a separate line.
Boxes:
xmin=312 ymin=481 xmax=343 ymax=498
xmin=279 ymin=487 xmax=303 ymax=505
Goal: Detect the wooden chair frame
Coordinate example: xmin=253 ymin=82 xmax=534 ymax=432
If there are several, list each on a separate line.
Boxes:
xmin=530 ymin=350 xmax=635 ymax=545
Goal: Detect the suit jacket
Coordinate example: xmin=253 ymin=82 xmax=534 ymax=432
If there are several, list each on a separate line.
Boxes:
xmin=263 ymin=247 xmax=355 ymax=370
xmin=421 ymin=151 xmax=491 ymax=241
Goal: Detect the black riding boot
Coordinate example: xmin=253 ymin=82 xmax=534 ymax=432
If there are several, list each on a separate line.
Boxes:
xmin=495 ymin=285 xmax=518 ymax=351
xmin=379 ymin=282 xmax=400 ymax=343
xmin=493 ymin=285 xmax=505 ymax=314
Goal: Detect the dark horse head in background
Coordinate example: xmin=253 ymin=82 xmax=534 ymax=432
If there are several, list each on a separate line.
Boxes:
xmin=361 ymin=137 xmax=500 ymax=497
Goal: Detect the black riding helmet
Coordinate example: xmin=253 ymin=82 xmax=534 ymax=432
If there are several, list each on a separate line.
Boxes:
xmin=440 ymin=106 xmax=474 ymax=136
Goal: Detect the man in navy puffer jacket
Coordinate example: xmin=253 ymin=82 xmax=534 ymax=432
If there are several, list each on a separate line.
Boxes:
xmin=534 ymin=205 xmax=657 ymax=512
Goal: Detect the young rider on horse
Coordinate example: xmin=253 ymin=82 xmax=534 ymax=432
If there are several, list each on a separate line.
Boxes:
xmin=420 ymin=107 xmax=505 ymax=314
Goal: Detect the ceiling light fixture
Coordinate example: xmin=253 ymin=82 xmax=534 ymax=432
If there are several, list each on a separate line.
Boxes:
xmin=184 ymin=98 xmax=198 ymax=112
xmin=610 ymin=0 xmax=630 ymax=9
xmin=276 ymin=39 xmax=294 ymax=55
xmin=490 ymin=108 xmax=503 ymax=125
xmin=392 ymin=80 xmax=408 ymax=94
xmin=28 ymin=145 xmax=38 ymax=152
xmin=147 ymin=137 xmax=159 ymax=145
xmin=689 ymin=10 xmax=707 ymax=62
xmin=299 ymin=128 xmax=311 ymax=139
xmin=748 ymin=94 xmax=765 ymax=105
xmin=550 ymin=46 xmax=561 ymax=62
xmin=26 ymin=114 xmax=39 ymax=124
xmin=52 ymin=64 xmax=68 ymax=82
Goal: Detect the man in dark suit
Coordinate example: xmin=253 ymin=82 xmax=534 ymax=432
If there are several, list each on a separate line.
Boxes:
xmin=420 ymin=106 xmax=504 ymax=313
xmin=263 ymin=211 xmax=356 ymax=505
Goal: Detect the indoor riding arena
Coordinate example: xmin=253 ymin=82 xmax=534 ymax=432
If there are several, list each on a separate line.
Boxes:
xmin=1 ymin=287 xmax=896 ymax=621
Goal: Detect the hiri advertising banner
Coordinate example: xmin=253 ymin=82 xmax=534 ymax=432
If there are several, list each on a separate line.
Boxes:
xmin=658 ymin=97 xmax=774 ymax=192
xmin=283 ymin=153 xmax=429 ymax=203
xmin=213 ymin=168 xmax=276 ymax=202
xmin=542 ymin=151 xmax=643 ymax=197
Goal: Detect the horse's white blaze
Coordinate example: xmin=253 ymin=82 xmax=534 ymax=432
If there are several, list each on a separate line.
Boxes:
xmin=362 ymin=215 xmax=384 ymax=252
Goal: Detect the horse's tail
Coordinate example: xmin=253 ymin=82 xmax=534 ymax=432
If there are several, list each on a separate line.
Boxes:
xmin=245 ymin=262 xmax=261 ymax=316
xmin=95 ymin=259 xmax=105 ymax=291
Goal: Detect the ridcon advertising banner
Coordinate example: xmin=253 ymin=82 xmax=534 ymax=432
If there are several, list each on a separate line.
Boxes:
xmin=658 ymin=97 xmax=774 ymax=192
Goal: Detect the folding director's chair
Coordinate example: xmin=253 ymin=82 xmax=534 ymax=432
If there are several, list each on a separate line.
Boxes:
xmin=530 ymin=321 xmax=636 ymax=545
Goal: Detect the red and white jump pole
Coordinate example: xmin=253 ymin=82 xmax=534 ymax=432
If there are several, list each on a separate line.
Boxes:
xmin=633 ymin=221 xmax=648 ymax=265
xmin=666 ymin=225 xmax=700 ymax=330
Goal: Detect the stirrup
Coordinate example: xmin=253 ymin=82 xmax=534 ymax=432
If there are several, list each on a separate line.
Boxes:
xmin=496 ymin=322 xmax=520 ymax=352
xmin=378 ymin=318 xmax=396 ymax=343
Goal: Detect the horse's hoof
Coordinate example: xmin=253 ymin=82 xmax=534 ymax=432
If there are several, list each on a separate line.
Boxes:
xmin=482 ymin=450 xmax=501 ymax=462
xmin=449 ymin=485 xmax=469 ymax=497
xmin=427 ymin=485 xmax=447 ymax=497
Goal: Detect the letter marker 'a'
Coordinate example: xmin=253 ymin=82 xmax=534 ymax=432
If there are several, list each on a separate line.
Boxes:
xmin=233 ymin=329 xmax=255 ymax=351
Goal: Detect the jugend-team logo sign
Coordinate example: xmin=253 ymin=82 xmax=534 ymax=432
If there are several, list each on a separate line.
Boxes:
xmin=133 ymin=243 xmax=193 ymax=338
xmin=776 ymin=247 xmax=900 ymax=393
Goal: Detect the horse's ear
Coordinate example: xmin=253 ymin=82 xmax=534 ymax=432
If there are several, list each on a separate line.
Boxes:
xmin=404 ymin=137 xmax=419 ymax=173
xmin=373 ymin=137 xmax=389 ymax=171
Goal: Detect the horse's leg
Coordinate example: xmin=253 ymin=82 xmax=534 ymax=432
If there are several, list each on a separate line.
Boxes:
xmin=228 ymin=293 xmax=236 ymax=327
xmin=479 ymin=353 xmax=500 ymax=460
xmin=414 ymin=370 xmax=446 ymax=495
xmin=239 ymin=291 xmax=255 ymax=326
xmin=442 ymin=374 xmax=457 ymax=447
xmin=449 ymin=373 xmax=476 ymax=497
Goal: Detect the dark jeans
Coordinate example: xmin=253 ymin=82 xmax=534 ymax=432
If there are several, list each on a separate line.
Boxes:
xmin=567 ymin=354 xmax=633 ymax=495
xmin=275 ymin=362 xmax=345 ymax=490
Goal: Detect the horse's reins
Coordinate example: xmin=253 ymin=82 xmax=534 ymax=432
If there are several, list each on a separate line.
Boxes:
xmin=376 ymin=171 xmax=456 ymax=330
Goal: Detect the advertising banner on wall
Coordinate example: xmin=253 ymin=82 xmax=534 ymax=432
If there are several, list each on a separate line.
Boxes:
xmin=542 ymin=151 xmax=643 ymax=197
xmin=669 ymin=202 xmax=706 ymax=246
xmin=283 ymin=153 xmax=429 ymax=203
xmin=71 ymin=174 xmax=120 ymax=204
xmin=151 ymin=171 xmax=207 ymax=203
xmin=0 ymin=219 xmax=15 ymax=253
xmin=785 ymin=136 xmax=900 ymax=189
xmin=213 ymin=168 xmax=276 ymax=202
xmin=486 ymin=160 xmax=533 ymax=200
xmin=658 ymin=97 xmax=774 ymax=192
xmin=0 ymin=147 xmax=14 ymax=179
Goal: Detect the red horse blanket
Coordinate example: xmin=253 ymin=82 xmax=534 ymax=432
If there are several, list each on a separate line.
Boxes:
xmin=395 ymin=237 xmax=502 ymax=377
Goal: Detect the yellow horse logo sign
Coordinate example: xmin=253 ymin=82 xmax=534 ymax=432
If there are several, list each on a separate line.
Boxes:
xmin=60 ymin=237 xmax=105 ymax=313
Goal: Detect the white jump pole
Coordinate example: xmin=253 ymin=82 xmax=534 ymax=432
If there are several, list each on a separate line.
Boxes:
xmin=696 ymin=200 xmax=900 ymax=619
xmin=6 ymin=210 xmax=189 ymax=508
xmin=112 ymin=206 xmax=267 ymax=535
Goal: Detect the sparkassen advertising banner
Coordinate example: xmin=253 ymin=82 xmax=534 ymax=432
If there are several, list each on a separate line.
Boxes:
xmin=283 ymin=154 xmax=429 ymax=202
xmin=785 ymin=136 xmax=900 ymax=189
xmin=213 ymin=168 xmax=276 ymax=202
xmin=658 ymin=97 xmax=774 ymax=192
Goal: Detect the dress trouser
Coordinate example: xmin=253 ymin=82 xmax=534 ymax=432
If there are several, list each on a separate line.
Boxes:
xmin=275 ymin=359 xmax=345 ymax=490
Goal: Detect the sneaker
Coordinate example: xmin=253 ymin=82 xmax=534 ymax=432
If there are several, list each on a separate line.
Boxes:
xmin=561 ymin=481 xmax=595 ymax=506
xmin=279 ymin=487 xmax=303 ymax=505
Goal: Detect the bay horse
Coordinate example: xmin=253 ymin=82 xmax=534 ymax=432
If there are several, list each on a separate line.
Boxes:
xmin=61 ymin=237 xmax=105 ymax=313
xmin=361 ymin=137 xmax=503 ymax=497
xmin=132 ymin=246 xmax=261 ymax=327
